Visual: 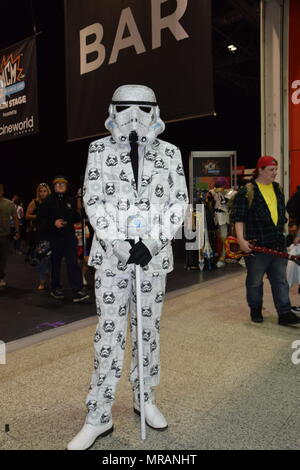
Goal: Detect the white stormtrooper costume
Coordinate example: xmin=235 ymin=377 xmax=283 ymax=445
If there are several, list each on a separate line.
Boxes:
xmin=209 ymin=185 xmax=237 ymax=268
xmin=67 ymin=85 xmax=188 ymax=450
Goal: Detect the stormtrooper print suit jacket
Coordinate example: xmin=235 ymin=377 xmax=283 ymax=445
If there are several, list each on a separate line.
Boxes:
xmin=83 ymin=136 xmax=188 ymax=275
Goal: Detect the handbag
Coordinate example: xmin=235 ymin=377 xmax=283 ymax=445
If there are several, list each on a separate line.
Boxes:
xmin=35 ymin=240 xmax=52 ymax=259
xmin=287 ymin=244 xmax=300 ymax=288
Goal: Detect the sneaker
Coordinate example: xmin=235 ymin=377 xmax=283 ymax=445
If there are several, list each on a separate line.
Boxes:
xmin=73 ymin=290 xmax=89 ymax=303
xmin=291 ymin=306 xmax=300 ymax=314
xmin=50 ymin=289 xmax=65 ymax=299
xmin=216 ymin=260 xmax=225 ymax=268
xmin=0 ymin=279 xmax=6 ymax=287
xmin=278 ymin=312 xmax=300 ymax=326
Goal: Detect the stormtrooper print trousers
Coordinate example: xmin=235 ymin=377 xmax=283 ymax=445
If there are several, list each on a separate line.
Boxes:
xmin=85 ymin=268 xmax=166 ymax=425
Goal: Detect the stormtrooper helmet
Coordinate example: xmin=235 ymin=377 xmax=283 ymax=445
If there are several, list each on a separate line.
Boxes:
xmin=105 ymin=84 xmax=165 ymax=146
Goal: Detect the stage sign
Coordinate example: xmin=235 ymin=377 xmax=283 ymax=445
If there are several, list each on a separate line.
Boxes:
xmin=64 ymin=0 xmax=214 ymax=141
xmin=189 ymin=151 xmax=237 ymax=204
xmin=0 ymin=36 xmax=39 ymax=141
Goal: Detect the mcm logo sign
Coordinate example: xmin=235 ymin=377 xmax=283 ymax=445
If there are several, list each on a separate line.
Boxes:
xmin=0 ymin=53 xmax=24 ymax=87
xmin=0 ymin=53 xmax=25 ymax=108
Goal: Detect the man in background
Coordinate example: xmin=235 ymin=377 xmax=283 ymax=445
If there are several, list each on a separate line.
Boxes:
xmin=40 ymin=176 xmax=89 ymax=302
xmin=232 ymin=156 xmax=300 ymax=326
xmin=0 ymin=184 xmax=19 ymax=287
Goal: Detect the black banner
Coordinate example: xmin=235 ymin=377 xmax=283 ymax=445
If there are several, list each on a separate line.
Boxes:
xmin=0 ymin=36 xmax=39 ymax=141
xmin=64 ymin=0 xmax=214 ymax=142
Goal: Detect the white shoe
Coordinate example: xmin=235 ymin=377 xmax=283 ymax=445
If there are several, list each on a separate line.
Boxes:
xmin=0 ymin=279 xmax=6 ymax=287
xmin=216 ymin=260 xmax=225 ymax=268
xmin=67 ymin=421 xmax=114 ymax=450
xmin=134 ymin=400 xmax=168 ymax=430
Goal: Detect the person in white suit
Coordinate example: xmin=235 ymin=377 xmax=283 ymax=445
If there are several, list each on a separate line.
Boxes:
xmin=67 ymin=85 xmax=188 ymax=450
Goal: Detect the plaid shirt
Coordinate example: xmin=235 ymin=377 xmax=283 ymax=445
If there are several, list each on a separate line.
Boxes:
xmin=231 ymin=181 xmax=287 ymax=250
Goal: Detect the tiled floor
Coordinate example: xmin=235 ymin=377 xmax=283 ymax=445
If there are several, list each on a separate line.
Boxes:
xmin=0 ymin=251 xmax=241 ymax=342
xmin=0 ymin=269 xmax=299 ymax=450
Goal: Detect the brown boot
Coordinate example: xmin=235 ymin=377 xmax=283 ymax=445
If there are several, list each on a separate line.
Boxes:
xmin=37 ymin=280 xmax=46 ymax=290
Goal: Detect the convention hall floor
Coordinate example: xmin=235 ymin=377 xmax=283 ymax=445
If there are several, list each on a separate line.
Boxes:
xmin=0 ymin=251 xmax=240 ymax=343
xmin=1 ymin=251 xmax=300 ymax=450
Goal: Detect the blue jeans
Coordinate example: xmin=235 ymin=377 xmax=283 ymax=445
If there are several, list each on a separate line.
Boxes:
xmin=0 ymin=235 xmax=10 ymax=279
xmin=37 ymin=255 xmax=51 ymax=282
xmin=245 ymin=252 xmax=291 ymax=316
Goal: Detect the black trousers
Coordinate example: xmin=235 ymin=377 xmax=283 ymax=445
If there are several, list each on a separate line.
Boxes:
xmin=0 ymin=235 xmax=10 ymax=280
xmin=50 ymin=234 xmax=83 ymax=292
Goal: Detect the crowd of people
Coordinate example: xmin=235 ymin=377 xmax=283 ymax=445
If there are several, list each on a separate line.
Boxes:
xmin=0 ymin=178 xmax=91 ymax=303
xmin=1 ymin=162 xmax=300 ymax=314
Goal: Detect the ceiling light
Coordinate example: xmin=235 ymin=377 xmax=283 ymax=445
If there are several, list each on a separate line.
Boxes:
xmin=228 ymin=44 xmax=237 ymax=52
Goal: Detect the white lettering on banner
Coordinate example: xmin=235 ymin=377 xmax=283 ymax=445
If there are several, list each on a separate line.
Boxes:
xmin=8 ymin=95 xmax=27 ymax=107
xmin=291 ymin=80 xmax=300 ymax=104
xmin=0 ymin=341 xmax=6 ymax=365
xmin=291 ymin=340 xmax=300 ymax=365
xmin=152 ymin=0 xmax=189 ymax=49
xmin=109 ymin=7 xmax=146 ymax=65
xmin=0 ymin=61 xmax=17 ymax=87
xmin=80 ymin=23 xmax=106 ymax=75
xmin=0 ymin=93 xmax=26 ymax=111
xmin=79 ymin=0 xmax=190 ymax=75
xmin=2 ymin=110 xmax=17 ymax=117
xmin=0 ymin=115 xmax=34 ymax=136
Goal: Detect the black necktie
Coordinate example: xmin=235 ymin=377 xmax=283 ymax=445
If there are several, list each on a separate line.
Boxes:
xmin=130 ymin=140 xmax=139 ymax=190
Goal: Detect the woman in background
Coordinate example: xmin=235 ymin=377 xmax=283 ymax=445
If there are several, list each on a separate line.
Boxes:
xmin=25 ymin=183 xmax=51 ymax=290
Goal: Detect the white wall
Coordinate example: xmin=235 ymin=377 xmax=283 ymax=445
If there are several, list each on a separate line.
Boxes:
xmin=260 ymin=0 xmax=289 ymax=196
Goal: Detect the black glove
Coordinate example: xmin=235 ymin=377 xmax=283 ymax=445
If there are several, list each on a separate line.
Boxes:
xmin=128 ymin=241 xmax=152 ymax=267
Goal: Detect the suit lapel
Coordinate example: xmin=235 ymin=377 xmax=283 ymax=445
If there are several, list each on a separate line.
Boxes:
xmin=138 ymin=144 xmax=158 ymax=197
xmin=115 ymin=145 xmax=137 ymax=198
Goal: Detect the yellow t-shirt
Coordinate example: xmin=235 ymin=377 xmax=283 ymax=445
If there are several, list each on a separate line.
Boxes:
xmin=257 ymin=182 xmax=278 ymax=225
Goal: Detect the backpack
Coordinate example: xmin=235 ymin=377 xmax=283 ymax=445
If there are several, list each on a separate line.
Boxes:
xmin=244 ymin=182 xmax=254 ymax=208
xmin=228 ymin=182 xmax=254 ymax=215
xmin=233 ymin=181 xmax=283 ymax=210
